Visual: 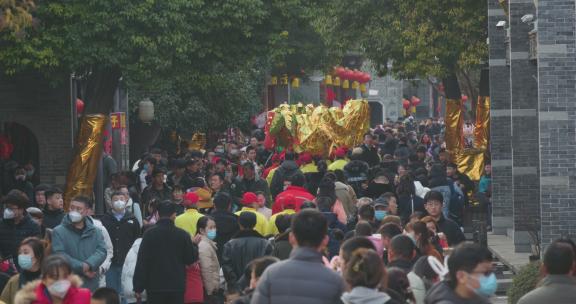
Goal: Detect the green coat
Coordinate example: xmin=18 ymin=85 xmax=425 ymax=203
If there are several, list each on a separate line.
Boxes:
xmin=51 ymin=215 xmax=107 ymax=291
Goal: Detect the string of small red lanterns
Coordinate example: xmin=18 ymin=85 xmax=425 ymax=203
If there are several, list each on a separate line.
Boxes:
xmin=327 ymin=66 xmax=371 ymax=92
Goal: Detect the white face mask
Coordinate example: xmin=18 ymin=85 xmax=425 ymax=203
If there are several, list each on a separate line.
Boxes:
xmin=48 ymin=279 xmax=71 ymax=298
xmin=3 ymin=208 xmax=15 ymax=219
xmin=68 ymin=211 xmax=83 ymax=223
xmin=113 ymin=200 xmax=126 ymax=211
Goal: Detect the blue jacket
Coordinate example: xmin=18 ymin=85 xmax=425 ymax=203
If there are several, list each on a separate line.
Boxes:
xmin=51 ymin=214 xmax=107 ymax=291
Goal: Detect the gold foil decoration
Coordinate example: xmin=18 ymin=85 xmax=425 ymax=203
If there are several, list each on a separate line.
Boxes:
xmin=269 ymin=100 xmax=369 ymax=156
xmin=455 ymin=148 xmax=485 ymax=181
xmin=474 ymin=96 xmax=490 ymax=149
xmin=189 ymin=132 xmax=206 ymax=151
xmin=445 ymin=98 xmax=464 ymax=154
xmin=64 ymin=114 xmax=107 ymax=210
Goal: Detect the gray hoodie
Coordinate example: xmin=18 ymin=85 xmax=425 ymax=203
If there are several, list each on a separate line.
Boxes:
xmin=341 ymin=287 xmax=392 ymax=304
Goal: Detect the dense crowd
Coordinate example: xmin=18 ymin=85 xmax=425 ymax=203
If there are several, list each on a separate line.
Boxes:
xmin=0 ymin=117 xmax=575 ymax=304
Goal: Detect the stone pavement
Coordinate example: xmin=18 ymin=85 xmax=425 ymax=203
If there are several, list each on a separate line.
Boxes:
xmin=488 ymin=233 xmax=532 ymax=273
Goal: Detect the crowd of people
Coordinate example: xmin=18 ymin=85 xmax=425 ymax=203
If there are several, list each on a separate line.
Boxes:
xmin=0 ymin=116 xmax=574 ymax=304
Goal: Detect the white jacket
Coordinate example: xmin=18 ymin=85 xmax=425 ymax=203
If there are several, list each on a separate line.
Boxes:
xmin=121 ymin=238 xmax=147 ymax=303
xmin=91 ymin=217 xmax=113 ymax=287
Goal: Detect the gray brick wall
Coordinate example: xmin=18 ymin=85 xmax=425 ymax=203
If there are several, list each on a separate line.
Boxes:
xmin=509 ymin=0 xmax=540 ymax=252
xmin=488 ymin=0 xmax=514 ymax=235
xmin=0 ymin=77 xmax=72 ymax=185
xmin=537 ymin=0 xmax=576 ymax=246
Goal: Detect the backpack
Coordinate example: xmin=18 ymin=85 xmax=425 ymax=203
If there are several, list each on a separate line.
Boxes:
xmin=447 ymin=181 xmax=465 ymax=225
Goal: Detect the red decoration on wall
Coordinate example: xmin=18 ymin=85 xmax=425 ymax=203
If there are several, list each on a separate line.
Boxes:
xmin=0 ymin=134 xmax=14 ymax=160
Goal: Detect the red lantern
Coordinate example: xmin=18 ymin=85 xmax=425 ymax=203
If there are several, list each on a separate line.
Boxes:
xmin=461 ymin=95 xmax=468 ymax=102
xmin=410 ymin=96 xmax=421 ymax=106
xmin=335 ymin=66 xmax=346 ymax=78
xmin=362 ymin=73 xmax=372 ymax=83
xmin=402 ymin=99 xmax=411 ymax=109
xmin=352 ymin=70 xmax=363 ymax=82
xmin=76 ymin=98 xmax=85 ymax=114
xmin=360 ymin=73 xmax=371 ymax=83
xmin=343 ymin=69 xmax=354 ymax=80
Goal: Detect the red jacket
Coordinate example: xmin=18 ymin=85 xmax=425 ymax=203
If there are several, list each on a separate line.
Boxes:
xmin=272 ymin=186 xmax=315 ymax=214
xmin=16 ymin=276 xmax=91 ymax=304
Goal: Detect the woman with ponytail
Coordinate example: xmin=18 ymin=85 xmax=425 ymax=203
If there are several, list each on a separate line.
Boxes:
xmin=341 ymin=248 xmax=400 ymax=304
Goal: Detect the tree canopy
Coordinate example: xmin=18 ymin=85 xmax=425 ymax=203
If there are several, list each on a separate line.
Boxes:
xmin=323 ymin=0 xmax=487 ymax=79
xmin=0 ymin=0 xmax=330 ymax=130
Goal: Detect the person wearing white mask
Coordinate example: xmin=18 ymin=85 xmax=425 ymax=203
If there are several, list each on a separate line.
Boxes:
xmin=118 ymin=185 xmax=143 ymax=227
xmin=0 ymin=237 xmax=45 ymax=303
xmin=51 ymin=196 xmax=107 ymax=292
xmin=196 ymin=216 xmax=220 ymax=301
xmin=0 ymin=191 xmax=40 ymax=267
xmin=101 ymin=192 xmax=141 ymax=301
xmin=14 ymin=254 xmax=91 ymax=303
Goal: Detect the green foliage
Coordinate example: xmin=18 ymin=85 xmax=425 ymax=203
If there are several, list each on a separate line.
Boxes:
xmin=0 ymin=0 xmax=330 ymax=131
xmin=129 ymin=61 xmax=266 ymax=132
xmin=507 ymin=261 xmax=542 ymax=304
xmin=323 ymin=0 xmax=487 ymax=79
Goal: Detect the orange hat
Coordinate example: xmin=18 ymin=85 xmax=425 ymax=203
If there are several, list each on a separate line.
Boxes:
xmin=240 ymin=192 xmax=258 ymax=206
xmin=182 ymin=192 xmax=199 ymax=207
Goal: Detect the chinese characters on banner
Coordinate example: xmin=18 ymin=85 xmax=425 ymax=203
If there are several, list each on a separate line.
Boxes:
xmin=110 ymin=112 xmax=127 ymax=145
xmin=109 ymin=112 xmax=130 ymax=170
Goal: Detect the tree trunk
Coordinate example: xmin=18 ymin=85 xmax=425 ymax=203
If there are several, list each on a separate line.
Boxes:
xmin=64 ymin=66 xmax=121 ymax=209
xmin=456 ymin=69 xmax=478 ymax=121
xmin=83 ymin=67 xmax=122 ymax=114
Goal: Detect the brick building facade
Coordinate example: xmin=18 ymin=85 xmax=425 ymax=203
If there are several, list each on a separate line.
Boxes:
xmin=0 ymin=75 xmax=72 ymax=186
xmin=488 ymin=0 xmax=576 ymax=251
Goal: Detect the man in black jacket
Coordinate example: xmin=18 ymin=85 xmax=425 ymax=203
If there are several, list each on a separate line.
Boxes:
xmin=270 ymin=151 xmax=302 ymax=199
xmin=210 ymin=193 xmax=239 ymax=262
xmin=387 ymin=235 xmax=417 ymax=271
xmin=42 ymin=187 xmax=65 ymax=229
xmin=222 ymin=211 xmax=272 ymax=292
xmin=133 ymin=201 xmax=198 ymax=304
xmin=0 ymin=191 xmax=40 ymax=264
xmin=359 ymin=133 xmax=380 ymax=168
xmin=424 ymin=191 xmax=465 ymax=247
xmin=231 ymin=162 xmax=271 ymax=204
xmin=102 ymin=191 xmax=141 ymax=297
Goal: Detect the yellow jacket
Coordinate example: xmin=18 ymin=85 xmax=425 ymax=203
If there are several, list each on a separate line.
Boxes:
xmin=328 ymin=159 xmax=349 ymax=172
xmin=300 ymin=163 xmax=318 ymax=174
xmin=175 ymin=208 xmax=204 ymax=236
xmin=267 ymin=209 xmax=296 ymax=236
xmin=266 ymin=167 xmax=279 ymax=186
xmin=235 ymin=207 xmax=269 ymax=236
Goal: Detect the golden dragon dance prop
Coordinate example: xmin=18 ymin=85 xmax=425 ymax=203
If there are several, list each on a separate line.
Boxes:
xmin=266 ymin=100 xmax=370 ymax=156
